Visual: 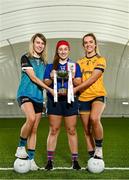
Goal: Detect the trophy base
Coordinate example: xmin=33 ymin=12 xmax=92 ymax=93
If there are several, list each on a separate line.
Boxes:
xmin=58 ymin=88 xmax=67 ymax=96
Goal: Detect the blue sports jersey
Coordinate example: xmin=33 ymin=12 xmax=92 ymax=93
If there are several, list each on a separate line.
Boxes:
xmin=17 ymin=55 xmax=45 ymax=103
xmin=44 ymin=58 xmax=82 ymax=97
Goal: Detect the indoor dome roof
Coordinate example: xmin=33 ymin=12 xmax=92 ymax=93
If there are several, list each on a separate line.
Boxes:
xmin=0 ymin=0 xmax=129 ymax=47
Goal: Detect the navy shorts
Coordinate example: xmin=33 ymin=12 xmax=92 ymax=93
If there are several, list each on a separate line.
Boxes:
xmin=47 ymin=96 xmax=78 ymax=117
xmin=17 ymin=96 xmax=43 ymax=113
xmin=78 ymin=96 xmax=107 ymax=114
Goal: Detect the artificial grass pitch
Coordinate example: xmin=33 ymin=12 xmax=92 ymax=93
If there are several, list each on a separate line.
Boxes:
xmin=0 ymin=117 xmax=129 ymax=179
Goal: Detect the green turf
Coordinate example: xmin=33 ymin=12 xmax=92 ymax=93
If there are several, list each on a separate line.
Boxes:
xmin=0 ymin=117 xmax=129 ymax=179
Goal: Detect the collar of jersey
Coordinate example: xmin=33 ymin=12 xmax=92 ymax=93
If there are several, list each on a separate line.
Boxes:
xmin=86 ymin=53 xmax=97 ymax=59
xmin=59 ymin=58 xmax=69 ymax=65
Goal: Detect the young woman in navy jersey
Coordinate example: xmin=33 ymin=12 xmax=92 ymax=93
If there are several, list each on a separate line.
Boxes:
xmin=15 ymin=33 xmax=53 ymax=171
xmin=44 ymin=40 xmax=82 ymax=170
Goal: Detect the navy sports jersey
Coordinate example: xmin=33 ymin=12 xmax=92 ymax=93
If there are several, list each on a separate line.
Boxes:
xmin=44 ymin=58 xmax=82 ymax=97
xmin=17 ymin=55 xmax=45 ymax=103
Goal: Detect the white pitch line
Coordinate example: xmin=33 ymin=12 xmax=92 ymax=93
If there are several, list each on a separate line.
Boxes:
xmin=105 ymin=167 xmax=129 ymax=170
xmin=0 ymin=168 xmax=13 ymax=170
xmin=0 ymin=167 xmax=129 ymax=170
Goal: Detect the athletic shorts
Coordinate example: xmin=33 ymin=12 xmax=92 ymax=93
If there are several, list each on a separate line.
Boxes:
xmin=47 ymin=96 xmax=78 ymax=117
xmin=78 ymin=96 xmax=107 ymax=114
xmin=17 ymin=96 xmax=43 ymax=113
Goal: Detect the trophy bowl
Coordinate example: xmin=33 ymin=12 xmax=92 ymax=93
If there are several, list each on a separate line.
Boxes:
xmin=57 ymin=70 xmax=68 ymax=96
xmin=57 ymin=70 xmax=68 ymax=78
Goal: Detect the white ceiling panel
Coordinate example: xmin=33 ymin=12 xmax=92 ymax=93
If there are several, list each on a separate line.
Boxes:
xmin=0 ymin=0 xmax=129 ymax=47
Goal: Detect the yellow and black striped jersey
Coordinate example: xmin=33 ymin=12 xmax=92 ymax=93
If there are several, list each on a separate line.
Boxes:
xmin=77 ymin=55 xmax=107 ymax=101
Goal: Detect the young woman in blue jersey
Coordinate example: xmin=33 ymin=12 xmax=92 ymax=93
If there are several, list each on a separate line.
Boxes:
xmin=43 ymin=40 xmax=82 ymax=170
xmin=15 ymin=33 xmax=53 ymax=171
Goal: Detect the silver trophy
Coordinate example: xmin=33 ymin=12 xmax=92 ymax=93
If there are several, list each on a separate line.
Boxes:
xmin=57 ymin=70 xmax=68 ymax=95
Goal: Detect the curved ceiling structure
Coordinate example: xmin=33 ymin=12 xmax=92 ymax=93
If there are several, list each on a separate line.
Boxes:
xmin=0 ymin=0 xmax=129 ymax=47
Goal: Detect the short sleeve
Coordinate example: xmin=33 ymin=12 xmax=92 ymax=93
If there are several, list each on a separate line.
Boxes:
xmin=21 ymin=55 xmax=33 ymax=71
xmin=43 ymin=64 xmax=53 ymax=79
xmin=75 ymin=63 xmax=82 ymax=78
xmin=94 ymin=57 xmax=106 ymax=72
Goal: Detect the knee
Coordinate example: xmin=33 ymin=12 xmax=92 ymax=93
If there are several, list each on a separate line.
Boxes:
xmin=66 ymin=127 xmax=76 ymax=136
xmin=90 ymin=116 xmax=100 ymax=127
xmin=50 ymin=127 xmax=60 ymax=136
xmin=26 ymin=117 xmax=36 ymax=128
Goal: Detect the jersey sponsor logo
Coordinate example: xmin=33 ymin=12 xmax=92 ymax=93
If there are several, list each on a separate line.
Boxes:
xmin=82 ymin=70 xmax=92 ymax=75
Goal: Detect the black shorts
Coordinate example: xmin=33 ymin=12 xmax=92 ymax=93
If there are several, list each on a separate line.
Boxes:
xmin=78 ymin=96 xmax=107 ymax=114
xmin=17 ymin=96 xmax=43 ymax=113
xmin=47 ymin=96 xmax=78 ymax=117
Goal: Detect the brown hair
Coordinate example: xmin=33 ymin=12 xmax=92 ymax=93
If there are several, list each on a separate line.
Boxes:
xmin=52 ymin=48 xmax=60 ymax=70
xmin=82 ymin=33 xmax=100 ymax=54
xmin=28 ymin=33 xmax=47 ymax=64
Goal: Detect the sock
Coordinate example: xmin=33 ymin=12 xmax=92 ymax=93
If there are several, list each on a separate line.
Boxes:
xmin=88 ymin=150 xmax=95 ymax=158
xmin=72 ymin=153 xmax=78 ymax=161
xmin=47 ymin=151 xmax=54 ymax=161
xmin=18 ymin=136 xmax=27 ymax=147
xmin=28 ymin=149 xmax=35 ymax=160
xmin=95 ymin=139 xmax=103 ymax=147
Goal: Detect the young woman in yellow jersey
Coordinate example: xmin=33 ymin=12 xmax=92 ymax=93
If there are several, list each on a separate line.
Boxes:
xmin=75 ymin=33 xmax=107 ymax=160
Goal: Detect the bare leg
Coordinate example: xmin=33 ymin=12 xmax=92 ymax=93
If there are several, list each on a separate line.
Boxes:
xmin=80 ymin=114 xmax=95 ymax=152
xmin=27 ymin=113 xmax=42 ymax=149
xmin=64 ymin=115 xmax=78 ymax=153
xmin=90 ymin=101 xmax=106 ymax=158
xmin=20 ymin=102 xmax=36 ymax=138
xmin=90 ymin=101 xmax=106 ymax=140
xmin=47 ymin=115 xmax=62 ymax=151
xmin=64 ymin=115 xmax=81 ymax=170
